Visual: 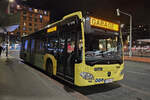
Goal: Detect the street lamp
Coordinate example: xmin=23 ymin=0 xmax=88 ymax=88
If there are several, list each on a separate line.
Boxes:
xmin=8 ymin=0 xmax=14 ymax=14
xmin=9 ymin=0 xmax=14 ymax=3
xmin=116 ymin=8 xmax=132 ymax=57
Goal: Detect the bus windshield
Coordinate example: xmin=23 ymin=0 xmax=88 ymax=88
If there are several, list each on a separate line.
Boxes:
xmin=85 ymin=32 xmax=123 ymax=65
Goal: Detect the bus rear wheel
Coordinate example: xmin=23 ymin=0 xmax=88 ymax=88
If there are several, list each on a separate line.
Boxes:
xmin=46 ymin=60 xmax=53 ymax=76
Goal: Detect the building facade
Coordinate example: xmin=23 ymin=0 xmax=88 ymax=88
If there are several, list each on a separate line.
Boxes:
xmin=13 ymin=5 xmax=50 ymax=36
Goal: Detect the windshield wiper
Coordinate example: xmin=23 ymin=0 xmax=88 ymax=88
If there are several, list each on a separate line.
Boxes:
xmin=86 ymin=58 xmax=123 ymax=66
xmin=86 ymin=59 xmax=108 ymax=66
xmin=108 ymin=59 xmax=123 ymax=64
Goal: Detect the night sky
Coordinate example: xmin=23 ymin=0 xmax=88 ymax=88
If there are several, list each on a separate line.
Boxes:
xmin=20 ymin=0 xmax=148 ymax=25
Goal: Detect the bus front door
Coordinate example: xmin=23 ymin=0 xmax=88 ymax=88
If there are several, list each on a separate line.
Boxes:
xmin=57 ymin=32 xmax=75 ymax=82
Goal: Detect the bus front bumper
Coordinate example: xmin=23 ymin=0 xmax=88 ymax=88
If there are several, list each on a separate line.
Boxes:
xmin=74 ymin=63 xmax=124 ymax=86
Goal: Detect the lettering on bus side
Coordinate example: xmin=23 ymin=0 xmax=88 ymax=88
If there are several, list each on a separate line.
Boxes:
xmin=47 ymin=26 xmax=57 ymax=33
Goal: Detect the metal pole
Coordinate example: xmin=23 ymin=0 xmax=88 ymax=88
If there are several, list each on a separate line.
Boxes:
xmin=6 ymin=32 xmax=8 ymax=57
xmin=129 ymin=15 xmax=132 ymax=57
xmin=116 ymin=9 xmax=132 ymax=57
xmin=5 ymin=2 xmax=10 ymax=58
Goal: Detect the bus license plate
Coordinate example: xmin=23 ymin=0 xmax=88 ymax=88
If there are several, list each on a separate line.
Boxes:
xmin=104 ymin=79 xmax=113 ymax=83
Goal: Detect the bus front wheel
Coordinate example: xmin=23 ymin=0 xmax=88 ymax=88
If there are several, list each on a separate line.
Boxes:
xmin=46 ymin=60 xmax=53 ymax=76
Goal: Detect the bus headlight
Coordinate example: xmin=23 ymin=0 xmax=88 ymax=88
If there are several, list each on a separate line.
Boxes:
xmin=80 ymin=72 xmax=94 ymax=80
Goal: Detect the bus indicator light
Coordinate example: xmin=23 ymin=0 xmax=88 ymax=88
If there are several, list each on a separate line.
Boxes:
xmin=90 ymin=17 xmax=119 ymax=31
xmin=47 ymin=26 xmax=57 ymax=33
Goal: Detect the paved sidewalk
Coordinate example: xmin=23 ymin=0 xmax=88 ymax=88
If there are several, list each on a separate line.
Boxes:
xmin=124 ymin=56 xmax=150 ymax=63
xmin=0 ymin=52 xmax=13 ymax=59
xmin=0 ymin=53 xmax=78 ymax=100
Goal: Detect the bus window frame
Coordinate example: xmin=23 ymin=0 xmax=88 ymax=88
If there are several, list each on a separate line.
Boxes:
xmin=56 ymin=16 xmax=82 ymax=79
xmin=59 ymin=16 xmax=82 ymax=63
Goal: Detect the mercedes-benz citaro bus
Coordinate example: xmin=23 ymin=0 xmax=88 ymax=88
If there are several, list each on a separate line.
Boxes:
xmin=20 ymin=11 xmax=124 ymax=86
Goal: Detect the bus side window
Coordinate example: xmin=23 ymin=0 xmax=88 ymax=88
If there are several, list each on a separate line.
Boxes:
xmin=47 ymin=39 xmax=53 ymax=53
xmin=67 ymin=33 xmax=75 ymax=53
xmin=31 ymin=39 xmax=35 ymax=52
xmin=25 ymin=40 xmax=28 ymax=51
xmin=21 ymin=39 xmax=25 ymax=51
xmin=40 ymin=40 xmax=45 ymax=54
xmin=67 ymin=42 xmax=75 ymax=53
xmin=27 ymin=39 xmax=31 ymax=53
xmin=59 ymin=32 xmax=65 ymax=55
xmin=47 ymin=37 xmax=58 ymax=55
xmin=35 ymin=39 xmax=40 ymax=53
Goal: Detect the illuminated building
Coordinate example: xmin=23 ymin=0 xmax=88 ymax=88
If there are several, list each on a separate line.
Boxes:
xmin=12 ymin=5 xmax=50 ymax=37
xmin=122 ymin=24 xmax=150 ymax=46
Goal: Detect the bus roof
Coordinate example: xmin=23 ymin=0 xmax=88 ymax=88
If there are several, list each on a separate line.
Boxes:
xmin=22 ymin=11 xmax=83 ymax=38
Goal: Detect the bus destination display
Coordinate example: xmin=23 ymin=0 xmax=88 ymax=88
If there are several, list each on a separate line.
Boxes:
xmin=90 ymin=17 xmax=119 ymax=31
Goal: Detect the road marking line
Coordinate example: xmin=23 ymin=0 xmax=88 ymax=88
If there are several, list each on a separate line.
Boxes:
xmin=120 ymin=83 xmax=150 ymax=96
xmin=127 ymin=71 xmax=150 ymax=76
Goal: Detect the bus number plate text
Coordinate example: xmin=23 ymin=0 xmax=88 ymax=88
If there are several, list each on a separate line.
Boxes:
xmin=104 ymin=79 xmax=113 ymax=83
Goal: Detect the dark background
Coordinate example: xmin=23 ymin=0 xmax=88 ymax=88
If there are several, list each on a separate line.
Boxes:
xmin=19 ymin=0 xmax=148 ymax=24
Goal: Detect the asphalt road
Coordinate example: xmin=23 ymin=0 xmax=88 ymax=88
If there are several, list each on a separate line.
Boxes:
xmin=3 ymin=50 xmax=150 ymax=100
xmin=71 ymin=61 xmax=150 ymax=100
xmin=85 ymin=61 xmax=150 ymax=100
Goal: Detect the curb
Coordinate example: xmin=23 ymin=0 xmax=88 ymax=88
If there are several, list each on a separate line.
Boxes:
xmin=124 ymin=56 xmax=150 ymax=63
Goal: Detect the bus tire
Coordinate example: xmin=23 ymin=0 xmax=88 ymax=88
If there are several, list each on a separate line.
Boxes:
xmin=46 ymin=59 xmax=53 ymax=76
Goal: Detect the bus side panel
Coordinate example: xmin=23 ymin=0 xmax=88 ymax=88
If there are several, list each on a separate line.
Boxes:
xmin=34 ymin=53 xmax=44 ymax=69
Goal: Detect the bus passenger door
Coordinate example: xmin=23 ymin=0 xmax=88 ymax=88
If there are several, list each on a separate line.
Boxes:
xmin=57 ymin=31 xmax=75 ymax=82
xmin=57 ymin=32 xmax=66 ymax=75
xmin=65 ymin=32 xmax=76 ymax=80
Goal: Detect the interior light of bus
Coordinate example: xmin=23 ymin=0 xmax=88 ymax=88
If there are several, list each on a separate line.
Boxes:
xmin=90 ymin=17 xmax=119 ymax=31
xmin=47 ymin=26 xmax=57 ymax=33
xmin=107 ymin=38 xmax=111 ymax=41
xmin=116 ymin=37 xmax=118 ymax=41
xmin=25 ymin=40 xmax=28 ymax=50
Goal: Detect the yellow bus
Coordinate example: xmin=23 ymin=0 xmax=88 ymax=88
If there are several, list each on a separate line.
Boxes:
xmin=20 ymin=11 xmax=124 ymax=86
